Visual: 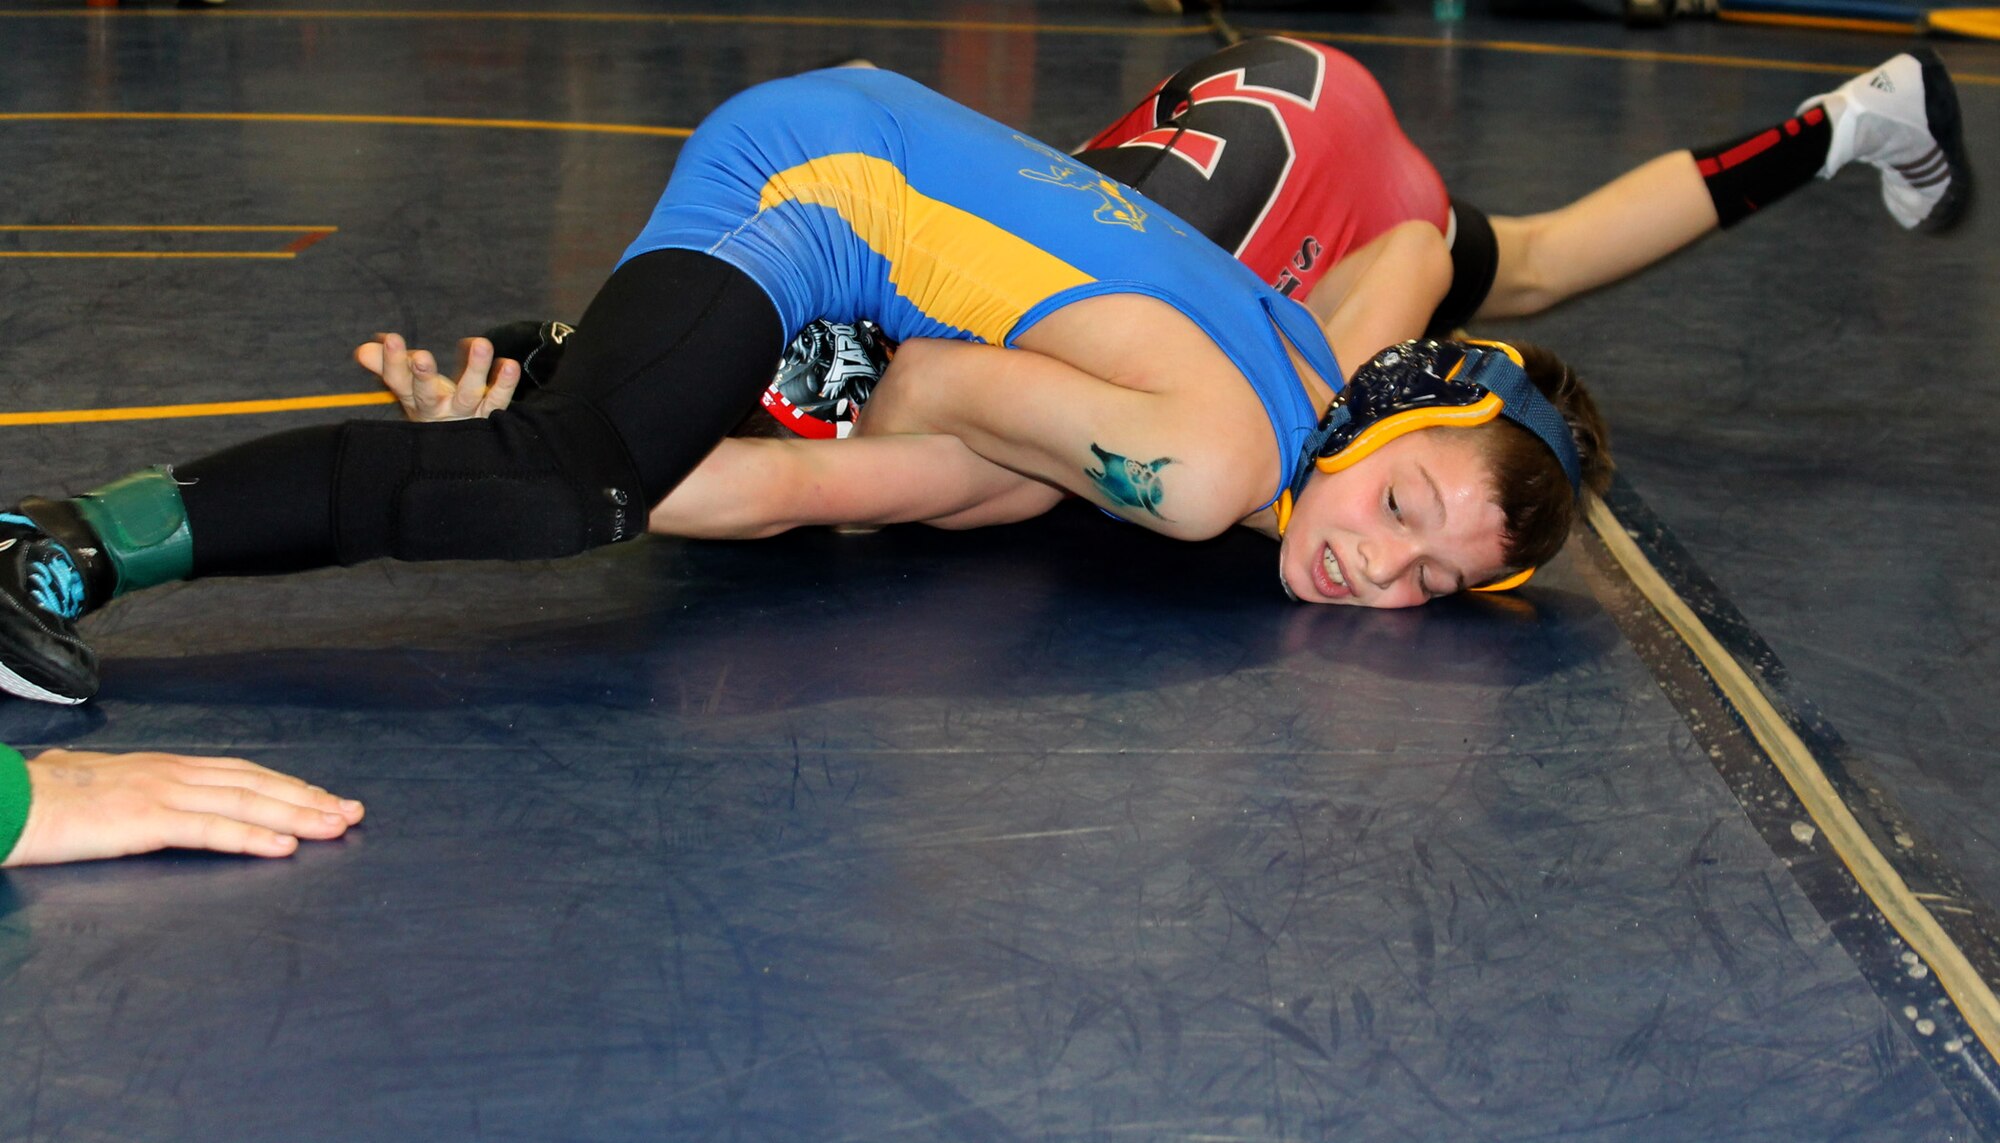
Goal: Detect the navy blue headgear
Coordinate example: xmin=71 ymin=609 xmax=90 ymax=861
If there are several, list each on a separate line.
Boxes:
xmin=1275 ymin=339 xmax=1583 ymax=592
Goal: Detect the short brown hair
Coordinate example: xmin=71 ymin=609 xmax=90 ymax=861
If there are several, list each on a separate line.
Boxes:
xmin=1460 ymin=342 xmax=1613 ymax=577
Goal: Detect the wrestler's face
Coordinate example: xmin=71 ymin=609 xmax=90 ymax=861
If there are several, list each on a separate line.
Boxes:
xmin=1276 ymin=429 xmax=1512 ymax=609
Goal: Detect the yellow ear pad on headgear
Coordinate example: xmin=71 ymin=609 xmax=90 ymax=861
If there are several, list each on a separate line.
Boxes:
xmin=1311 ymin=394 xmax=1506 ymax=476
xmin=1310 ymin=345 xmax=1521 ymax=477
xmin=1470 ymin=567 xmax=1536 ymax=593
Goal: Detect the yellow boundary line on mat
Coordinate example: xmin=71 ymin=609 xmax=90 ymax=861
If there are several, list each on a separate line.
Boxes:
xmin=0 ymin=111 xmax=694 ymax=137
xmin=1717 ymin=9 xmax=1921 ymax=33
xmin=0 ymin=392 xmax=393 ymax=427
xmin=0 ymin=224 xmax=335 ymax=231
xmin=0 ymin=8 xmax=1992 ymax=85
xmin=1584 ymin=491 xmax=2000 ymax=1062
xmin=1276 ymin=27 xmax=1998 ymax=83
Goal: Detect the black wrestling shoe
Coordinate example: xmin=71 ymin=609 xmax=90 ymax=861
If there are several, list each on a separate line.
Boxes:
xmin=0 ymin=510 xmax=100 ymax=705
xmin=481 ymin=319 xmax=575 ymax=392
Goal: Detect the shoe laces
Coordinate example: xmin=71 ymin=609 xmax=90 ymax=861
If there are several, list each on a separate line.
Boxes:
xmin=26 ymin=547 xmax=86 ymax=621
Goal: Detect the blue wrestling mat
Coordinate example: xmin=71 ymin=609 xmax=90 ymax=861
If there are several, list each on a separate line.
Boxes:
xmin=1 ymin=3 xmax=1997 ymax=1139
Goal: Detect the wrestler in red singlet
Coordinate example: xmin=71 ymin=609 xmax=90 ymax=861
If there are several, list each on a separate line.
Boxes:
xmin=1077 ymin=37 xmax=1495 ymax=331
xmin=502 ymin=39 xmax=1503 ymax=441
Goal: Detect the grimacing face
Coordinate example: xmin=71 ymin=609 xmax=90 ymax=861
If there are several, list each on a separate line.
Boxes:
xmin=1276 ymin=428 xmax=1514 ymax=609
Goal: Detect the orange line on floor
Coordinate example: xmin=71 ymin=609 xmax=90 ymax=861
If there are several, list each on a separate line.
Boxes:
xmin=282 ymin=229 xmax=335 ymax=254
xmin=1716 ymin=9 xmax=1920 ymax=33
xmin=0 ymin=391 xmax=395 ymax=426
xmin=0 ymin=110 xmax=694 ymax=136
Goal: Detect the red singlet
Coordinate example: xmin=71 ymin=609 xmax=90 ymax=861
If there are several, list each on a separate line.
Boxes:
xmin=1079 ymin=38 xmax=1451 ymax=300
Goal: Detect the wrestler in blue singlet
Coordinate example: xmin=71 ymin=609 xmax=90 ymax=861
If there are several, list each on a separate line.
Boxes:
xmin=0 ymin=68 xmax=1370 ymax=708
xmin=621 ymin=68 xmax=1340 ymax=509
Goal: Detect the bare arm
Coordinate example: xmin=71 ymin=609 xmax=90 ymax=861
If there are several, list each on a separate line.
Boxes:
xmin=863 ymin=232 xmax=1450 ymax=538
xmin=863 ymin=307 xmax=1278 ymax=541
xmin=1305 ymin=219 xmax=1455 ymax=359
xmin=644 ymin=432 xmax=1062 ymax=539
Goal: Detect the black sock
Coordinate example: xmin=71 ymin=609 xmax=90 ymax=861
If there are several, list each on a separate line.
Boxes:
xmin=1692 ymin=105 xmax=1832 ymax=228
xmin=1428 ymin=198 xmax=1499 ymax=336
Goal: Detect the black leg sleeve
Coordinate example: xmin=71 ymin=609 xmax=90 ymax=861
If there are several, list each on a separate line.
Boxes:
xmin=544 ymin=248 xmax=787 ymax=502
xmin=172 ymin=249 xmax=785 ymax=577
xmin=176 ymin=426 xmax=342 ymax=577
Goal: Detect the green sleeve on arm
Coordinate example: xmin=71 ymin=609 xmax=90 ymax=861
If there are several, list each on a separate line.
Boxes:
xmin=0 ymin=745 xmax=29 ymax=864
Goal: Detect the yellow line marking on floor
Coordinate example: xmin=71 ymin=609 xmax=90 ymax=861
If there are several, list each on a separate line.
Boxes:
xmin=1716 ymin=9 xmax=1920 ymax=33
xmin=0 ymin=224 xmax=337 ymax=233
xmin=1 ymin=8 xmax=1991 ymax=84
xmin=0 ymin=111 xmax=695 ymax=137
xmin=0 ymin=251 xmax=299 ymax=259
xmin=0 ymin=391 xmax=394 ymax=426
xmin=1279 ymin=27 xmax=2000 ymax=84
xmin=1584 ymin=491 xmax=2000 ymax=1063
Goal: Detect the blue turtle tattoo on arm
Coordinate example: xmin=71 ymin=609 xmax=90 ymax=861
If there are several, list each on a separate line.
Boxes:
xmin=1085 ymin=443 xmax=1174 ymax=520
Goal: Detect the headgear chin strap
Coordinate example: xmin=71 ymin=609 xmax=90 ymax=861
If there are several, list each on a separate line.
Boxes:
xmin=1274 ymin=338 xmax=1582 ymax=593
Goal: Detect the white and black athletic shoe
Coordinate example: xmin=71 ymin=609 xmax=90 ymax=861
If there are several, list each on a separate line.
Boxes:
xmin=761 ymin=319 xmax=890 ymax=440
xmin=0 ymin=511 xmax=99 ymax=705
xmin=1807 ymin=49 xmax=1971 ymax=232
xmin=489 ymin=317 xmax=891 ymax=439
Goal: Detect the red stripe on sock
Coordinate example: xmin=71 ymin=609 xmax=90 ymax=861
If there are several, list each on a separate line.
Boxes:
xmin=1714 ymin=127 xmax=1783 ymax=172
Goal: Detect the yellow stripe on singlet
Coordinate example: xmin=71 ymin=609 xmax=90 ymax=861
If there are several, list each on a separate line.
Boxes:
xmin=755 ymin=152 xmax=1092 ymax=346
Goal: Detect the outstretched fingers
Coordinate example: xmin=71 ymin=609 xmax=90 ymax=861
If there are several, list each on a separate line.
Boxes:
xmin=164 ymin=780 xmax=357 ymax=843
xmin=170 ymin=754 xmax=365 ymax=825
xmin=356 ymin=332 xmax=519 ymax=423
xmin=358 ymin=332 xmax=426 ymax=416
xmin=5 ymin=749 xmax=367 ymax=867
xmin=448 ymin=338 xmax=520 ymax=418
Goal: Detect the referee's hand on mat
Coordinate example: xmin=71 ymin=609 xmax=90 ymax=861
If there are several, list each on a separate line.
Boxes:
xmin=4 ymin=750 xmax=364 ymax=867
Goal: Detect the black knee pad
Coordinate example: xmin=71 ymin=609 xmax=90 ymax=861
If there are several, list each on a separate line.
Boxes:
xmin=332 ymin=394 xmax=647 ymax=564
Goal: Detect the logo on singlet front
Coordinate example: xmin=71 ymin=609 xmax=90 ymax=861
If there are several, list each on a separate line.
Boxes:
xmin=1015 ymin=136 xmax=1153 ymax=231
xmin=1273 ymin=235 xmax=1323 ymax=296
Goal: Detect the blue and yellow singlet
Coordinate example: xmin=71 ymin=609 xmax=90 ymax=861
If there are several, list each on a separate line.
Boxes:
xmin=622 ymin=68 xmax=1340 ymax=508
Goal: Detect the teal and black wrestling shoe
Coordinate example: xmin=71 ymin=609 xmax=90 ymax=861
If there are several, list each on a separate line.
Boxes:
xmin=0 ymin=509 xmax=100 ymax=704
